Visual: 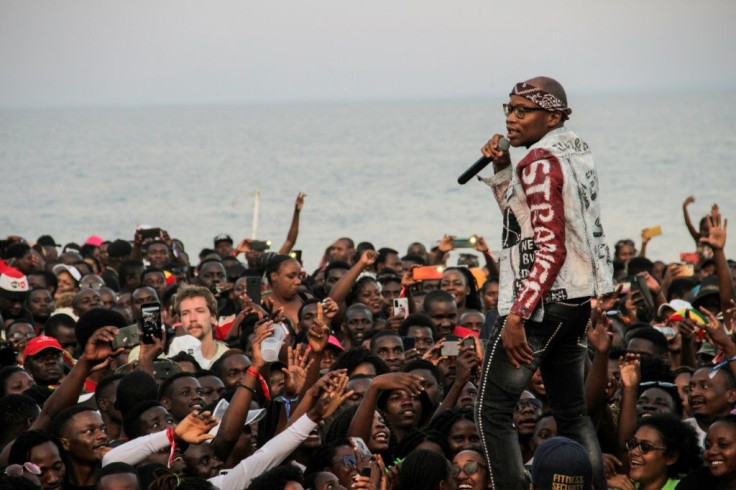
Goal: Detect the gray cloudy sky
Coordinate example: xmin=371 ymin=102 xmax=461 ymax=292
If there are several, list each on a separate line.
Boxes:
xmin=1 ymin=0 xmax=734 ymax=108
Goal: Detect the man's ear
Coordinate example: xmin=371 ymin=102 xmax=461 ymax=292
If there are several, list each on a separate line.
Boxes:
xmin=98 ymin=398 xmax=109 ymax=412
xmin=546 ymin=111 xmax=563 ymax=128
xmin=726 ymin=388 xmax=736 ymax=406
xmin=60 ymin=437 xmax=70 ymax=451
xmin=160 ymin=397 xmax=171 ymax=411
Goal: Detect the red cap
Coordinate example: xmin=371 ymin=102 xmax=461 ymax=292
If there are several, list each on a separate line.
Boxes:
xmin=85 ymin=235 xmax=104 ymax=247
xmin=23 ymin=335 xmax=64 ymax=362
xmin=327 ymin=335 xmax=344 ymax=351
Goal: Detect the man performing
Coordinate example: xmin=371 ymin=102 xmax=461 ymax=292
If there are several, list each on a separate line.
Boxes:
xmin=474 ymin=76 xmax=613 ymax=490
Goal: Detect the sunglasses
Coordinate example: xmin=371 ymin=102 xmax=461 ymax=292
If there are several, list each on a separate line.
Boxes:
xmin=514 ymin=398 xmax=543 ymax=412
xmin=5 ymin=462 xmax=41 ymax=477
xmin=452 ymin=460 xmax=487 ymax=477
xmin=625 ymin=439 xmax=667 ymax=454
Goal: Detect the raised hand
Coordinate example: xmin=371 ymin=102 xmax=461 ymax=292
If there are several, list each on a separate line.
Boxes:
xmin=322 ymin=297 xmax=339 ymax=321
xmin=455 ymin=344 xmax=480 ymax=383
xmin=160 ymin=229 xmax=173 ymax=248
xmin=683 ymin=195 xmax=695 ymax=208
xmin=421 ymin=340 xmax=448 ymax=367
xmin=371 ymin=372 xmax=424 ymax=396
xmin=474 ymin=236 xmax=489 ymax=253
xmin=618 ymin=353 xmax=640 ymax=390
xmin=438 ymin=234 xmax=454 ymax=254
xmin=294 ymin=192 xmax=306 ymax=212
xmin=308 ymin=371 xmax=353 ymax=421
xmin=587 ymin=306 xmax=613 ymax=354
xmin=307 ymin=317 xmax=330 ymax=354
xmin=234 ymin=238 xmax=253 ymax=255
xmin=282 ymin=345 xmax=311 ymax=397
xmin=700 ymin=306 xmax=736 ymax=357
xmin=83 ymin=326 xmax=124 ymax=365
xmin=250 ymin=321 xmax=275 ymax=370
xmin=175 ymin=410 xmax=218 ymax=444
xmin=700 ymin=212 xmax=728 ymax=250
xmin=359 ymin=250 xmax=378 ymax=269
xmin=598 ymin=284 xmax=623 ymax=313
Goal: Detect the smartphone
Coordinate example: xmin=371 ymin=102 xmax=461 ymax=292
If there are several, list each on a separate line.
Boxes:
xmin=642 ymin=226 xmax=662 ymax=240
xmin=250 ymin=240 xmax=271 ymax=251
xmin=441 ymin=336 xmax=460 ymax=357
xmin=452 ymin=236 xmax=477 ymax=249
xmin=289 ymin=249 xmax=303 ymax=264
xmin=461 ymin=336 xmax=476 ymax=352
xmin=654 ymin=326 xmax=677 ymax=340
xmin=412 ymin=265 xmax=444 ymax=281
xmin=140 ymin=303 xmax=162 ymax=344
xmin=680 ymin=252 xmax=699 ymax=264
xmin=606 ymin=310 xmax=620 ymax=318
xmin=350 ymin=437 xmax=372 ymax=459
xmin=110 ymin=324 xmax=141 ymax=350
xmin=401 ymin=336 xmax=416 ymax=351
xmin=139 ymin=227 xmax=161 ymax=241
xmin=632 ymin=275 xmax=655 ymax=313
xmin=393 ymin=298 xmax=409 ymax=319
xmin=681 ymin=264 xmax=695 ymax=277
xmin=246 ymin=276 xmax=261 ymax=304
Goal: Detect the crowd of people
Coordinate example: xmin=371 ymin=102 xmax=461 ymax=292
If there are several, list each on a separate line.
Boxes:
xmin=1 ymin=75 xmax=736 ymax=490
xmin=0 ymin=191 xmax=732 ymax=490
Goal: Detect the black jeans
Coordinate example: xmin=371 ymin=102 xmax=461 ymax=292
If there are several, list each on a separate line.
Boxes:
xmin=474 ymin=299 xmax=605 ymax=490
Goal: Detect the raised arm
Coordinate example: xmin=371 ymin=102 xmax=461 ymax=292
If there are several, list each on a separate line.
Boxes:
xmin=616 ymin=353 xmax=641 ymax=452
xmin=682 ymin=196 xmax=700 ymax=244
xmin=347 ymin=373 xmax=424 ymax=443
xmin=31 ymin=327 xmax=123 ymax=431
xmin=699 ymin=209 xmax=735 ymax=313
xmin=328 ymin=250 xmax=377 ymax=305
xmin=278 ymin=192 xmax=306 ymax=255
xmin=211 ymin=322 xmax=272 ymax=460
xmin=585 ymin=306 xmax=613 ymax=413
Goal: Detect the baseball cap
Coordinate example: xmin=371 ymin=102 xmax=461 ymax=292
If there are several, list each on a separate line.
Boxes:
xmin=531 ymin=437 xmax=592 ymax=490
xmin=0 ymin=264 xmax=29 ymax=301
xmin=36 ymin=235 xmax=61 ymax=247
xmin=657 ymin=299 xmax=692 ymax=318
xmin=84 ymin=235 xmax=104 ymax=247
xmin=52 ymin=264 xmax=81 ymax=283
xmin=214 ymin=234 xmax=233 ymax=246
xmin=23 ymin=335 xmax=64 ymax=362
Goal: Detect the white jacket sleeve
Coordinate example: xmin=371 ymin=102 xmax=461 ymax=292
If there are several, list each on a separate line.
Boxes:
xmin=102 ymin=430 xmax=170 ymax=466
xmin=208 ymin=413 xmax=317 ymax=490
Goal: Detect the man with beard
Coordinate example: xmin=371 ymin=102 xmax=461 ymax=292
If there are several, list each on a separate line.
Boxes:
xmin=175 ymin=285 xmax=229 ymax=368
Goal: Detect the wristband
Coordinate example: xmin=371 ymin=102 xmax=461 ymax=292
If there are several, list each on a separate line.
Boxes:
xmin=236 ymin=382 xmax=257 ymax=395
xmin=247 ymin=367 xmax=271 ymax=401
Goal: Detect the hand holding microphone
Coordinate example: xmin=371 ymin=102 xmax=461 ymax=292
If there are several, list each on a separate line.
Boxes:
xmin=457 ymin=135 xmax=510 ymax=185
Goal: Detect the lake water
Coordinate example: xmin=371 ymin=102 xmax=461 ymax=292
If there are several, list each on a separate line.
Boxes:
xmin=1 ymin=90 xmax=735 ymax=271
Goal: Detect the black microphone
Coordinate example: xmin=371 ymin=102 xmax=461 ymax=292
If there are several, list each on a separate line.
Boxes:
xmin=457 ymin=137 xmax=510 ymax=185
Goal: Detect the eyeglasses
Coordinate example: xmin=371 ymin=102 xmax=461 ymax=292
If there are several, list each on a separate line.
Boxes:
xmin=625 ymin=439 xmax=668 ymax=454
xmin=5 ymin=462 xmax=42 ymax=477
xmin=451 ymin=460 xmax=487 ymax=477
xmin=640 ymin=381 xmax=676 ymax=390
xmin=9 ymin=332 xmax=35 ymax=341
xmin=81 ymin=282 xmax=105 ymax=290
xmin=514 ymin=398 xmax=543 ymax=412
xmin=503 ymin=104 xmax=549 ymax=119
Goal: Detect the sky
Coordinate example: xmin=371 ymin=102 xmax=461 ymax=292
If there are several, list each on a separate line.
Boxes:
xmin=1 ymin=0 xmax=735 ymax=108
